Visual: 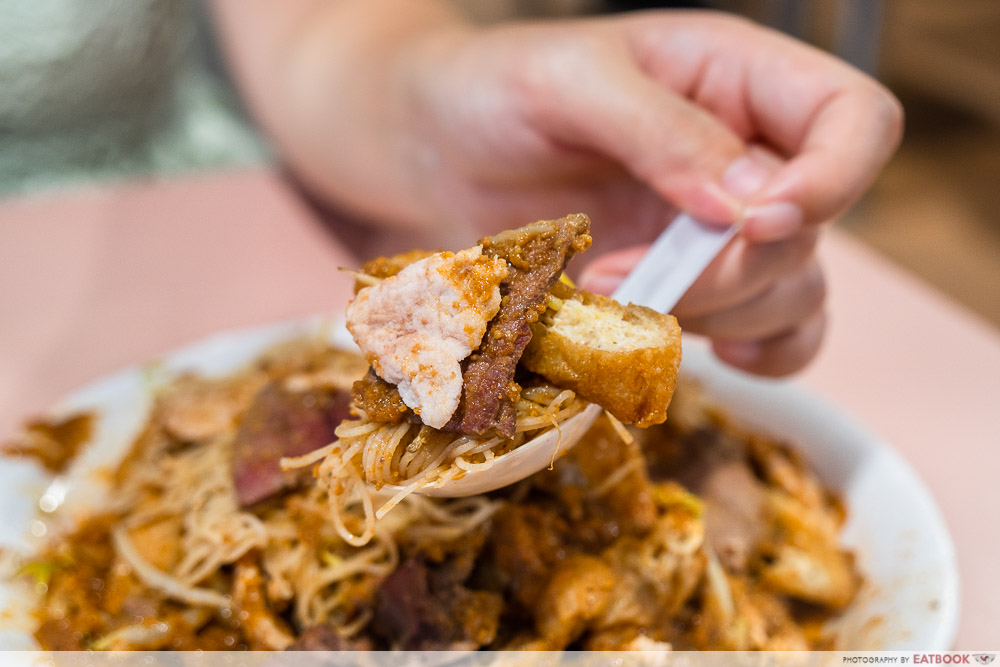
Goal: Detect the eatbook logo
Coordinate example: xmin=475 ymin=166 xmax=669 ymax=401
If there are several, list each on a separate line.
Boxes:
xmin=974 ymin=655 xmax=996 ymax=665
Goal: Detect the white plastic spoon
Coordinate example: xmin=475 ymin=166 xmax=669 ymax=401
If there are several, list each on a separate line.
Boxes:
xmin=392 ymin=213 xmax=739 ymax=498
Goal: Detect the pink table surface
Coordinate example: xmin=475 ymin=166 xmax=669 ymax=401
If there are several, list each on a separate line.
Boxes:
xmin=1 ymin=169 xmax=998 ymax=648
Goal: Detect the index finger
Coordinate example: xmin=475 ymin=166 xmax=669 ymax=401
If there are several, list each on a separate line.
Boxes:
xmin=744 ymin=79 xmax=903 ymax=240
xmin=624 ymin=13 xmax=904 ymax=240
xmin=735 ymin=31 xmax=904 ymax=238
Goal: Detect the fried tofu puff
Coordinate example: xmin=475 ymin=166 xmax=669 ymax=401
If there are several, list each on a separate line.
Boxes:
xmin=522 ymin=288 xmax=682 ymax=427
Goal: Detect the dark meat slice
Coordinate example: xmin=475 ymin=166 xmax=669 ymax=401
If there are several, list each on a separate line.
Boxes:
xmin=699 ymin=460 xmax=766 ymax=572
xmin=231 ymin=381 xmax=352 ymax=507
xmin=373 ymin=558 xmax=503 ymax=650
xmin=373 ymin=560 xmax=429 ymax=648
xmin=350 ymin=214 xmax=591 ymax=437
xmin=444 ymin=214 xmax=592 ymax=437
xmin=286 ymin=625 xmax=373 ymax=651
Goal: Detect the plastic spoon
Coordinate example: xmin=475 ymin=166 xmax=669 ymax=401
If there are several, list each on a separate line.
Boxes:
xmin=394 ymin=213 xmax=739 ymax=498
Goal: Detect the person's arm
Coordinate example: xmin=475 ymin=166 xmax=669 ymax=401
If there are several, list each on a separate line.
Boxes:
xmin=211 ymin=1 xmax=903 ymax=376
xmin=210 ymin=0 xmax=473 ymax=232
xmin=212 ymin=1 xmax=900 ymax=233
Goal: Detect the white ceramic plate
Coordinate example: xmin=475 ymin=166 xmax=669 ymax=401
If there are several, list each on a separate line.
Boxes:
xmin=0 ymin=316 xmax=960 ymax=650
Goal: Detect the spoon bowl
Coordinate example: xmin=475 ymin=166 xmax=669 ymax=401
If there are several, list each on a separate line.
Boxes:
xmin=381 ymin=213 xmax=738 ymax=498
xmin=403 ymin=404 xmax=604 ymax=498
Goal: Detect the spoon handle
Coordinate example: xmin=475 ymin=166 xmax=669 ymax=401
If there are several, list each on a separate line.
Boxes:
xmin=611 ymin=213 xmax=739 ymax=313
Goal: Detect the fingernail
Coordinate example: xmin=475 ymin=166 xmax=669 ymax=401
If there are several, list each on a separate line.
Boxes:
xmin=744 ymin=202 xmax=803 ymax=241
xmin=722 ymin=156 xmax=769 ymax=199
xmin=578 ymin=271 xmax=621 ymax=296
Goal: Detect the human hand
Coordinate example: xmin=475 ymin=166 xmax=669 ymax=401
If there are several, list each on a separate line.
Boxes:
xmin=393 ymin=10 xmax=901 ymax=375
xmin=213 ymin=1 xmax=902 ymax=376
xmin=578 ymin=145 xmax=828 ymax=377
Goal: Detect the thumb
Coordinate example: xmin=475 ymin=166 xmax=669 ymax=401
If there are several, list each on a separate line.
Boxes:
xmin=530 ymin=46 xmax=749 ymax=223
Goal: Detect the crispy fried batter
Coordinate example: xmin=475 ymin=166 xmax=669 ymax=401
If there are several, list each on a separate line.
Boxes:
xmin=232 ymin=557 xmax=294 ymax=650
xmin=535 ymin=555 xmax=616 ymax=645
xmin=758 ymin=492 xmax=860 ymax=610
xmin=2 ymin=412 xmax=94 ymax=473
xmin=522 ymin=289 xmax=682 ymax=426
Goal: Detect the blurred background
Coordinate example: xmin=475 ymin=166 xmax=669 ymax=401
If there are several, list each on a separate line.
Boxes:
xmin=1 ymin=0 xmax=997 ymax=325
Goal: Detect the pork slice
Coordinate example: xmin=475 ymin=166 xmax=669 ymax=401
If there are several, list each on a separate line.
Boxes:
xmin=373 ymin=558 xmax=502 ymax=650
xmin=444 ymin=214 xmax=592 ymax=437
xmin=667 ymin=438 xmax=766 ymax=573
xmin=700 ymin=461 xmax=767 ymax=572
xmin=231 ymin=382 xmax=351 ymax=507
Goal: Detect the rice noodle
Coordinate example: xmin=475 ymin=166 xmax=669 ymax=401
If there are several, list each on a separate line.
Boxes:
xmin=108 ymin=413 xmax=503 ymax=631
xmin=454 ymin=449 xmax=495 ymax=472
xmin=116 ymin=432 xmax=269 ymax=592
xmin=29 ymin=344 xmax=522 ymax=644
xmin=26 ymin=342 xmax=860 ymax=651
xmin=112 ymin=524 xmax=231 ymax=609
xmin=592 ymin=456 xmax=645 ymax=498
xmin=605 ymin=411 xmax=635 ymax=446
xmin=280 ymin=442 xmax=340 ymax=470
xmin=284 ymin=383 xmax=586 ymax=546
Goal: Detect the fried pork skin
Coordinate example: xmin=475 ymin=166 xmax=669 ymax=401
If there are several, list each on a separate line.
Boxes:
xmin=522 ymin=289 xmax=682 ymax=426
xmin=346 ymin=245 xmax=508 ymax=429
